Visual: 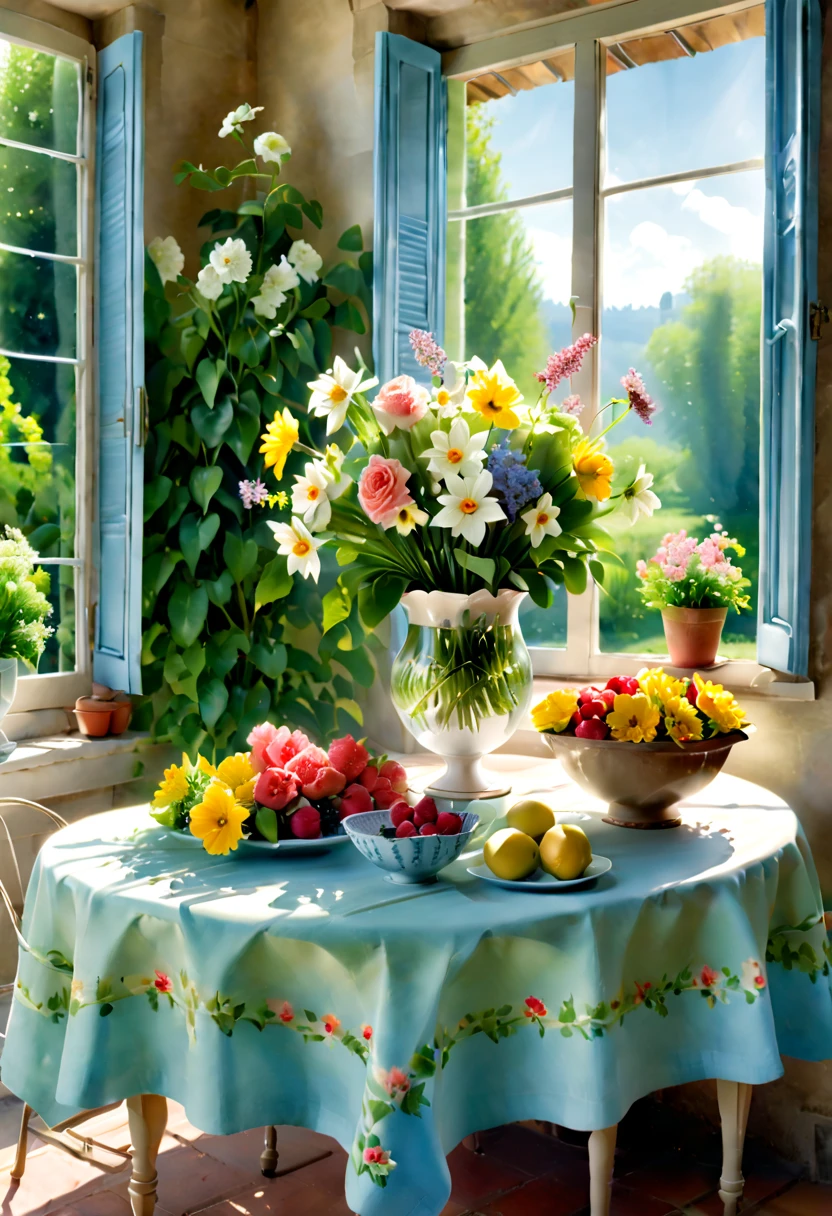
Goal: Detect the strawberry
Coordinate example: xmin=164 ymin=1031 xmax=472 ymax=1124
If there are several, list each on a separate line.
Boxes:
xmin=412 ymin=796 xmax=438 ymax=827
xmin=395 ymin=820 xmax=417 ymax=838
xmin=435 ymin=811 xmax=463 ymax=836
xmin=575 ymin=717 xmax=609 ymax=740
xmin=390 ymin=801 xmax=413 ymax=828
xmin=419 ymin=823 xmax=439 ymax=836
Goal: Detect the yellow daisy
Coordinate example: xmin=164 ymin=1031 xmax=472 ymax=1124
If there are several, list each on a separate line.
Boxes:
xmin=572 ymin=437 xmax=614 ymax=501
xmin=607 ymin=692 xmax=660 ymax=743
xmin=693 ymin=674 xmax=750 ymax=734
xmin=466 ymin=360 xmax=523 ymax=429
xmin=189 ymin=781 xmax=250 ymax=855
xmin=259 ymin=407 xmax=299 ymax=481
xmin=235 ymin=776 xmax=258 ymax=808
xmin=151 ymin=761 xmax=189 ymax=808
xmin=662 ymin=695 xmax=704 ymax=745
xmin=216 ymin=752 xmax=255 ymax=791
xmin=531 ymin=688 xmax=580 ymax=733
xmin=637 ymin=667 xmax=685 ymax=705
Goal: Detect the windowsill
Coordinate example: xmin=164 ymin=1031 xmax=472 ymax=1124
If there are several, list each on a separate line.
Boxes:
xmin=0 ymin=731 xmax=172 ymax=802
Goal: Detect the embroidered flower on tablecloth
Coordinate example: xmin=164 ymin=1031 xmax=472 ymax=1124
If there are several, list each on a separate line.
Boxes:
xmin=361 ymin=1024 xmax=373 ymax=1041
xmin=378 ymin=1066 xmax=410 ymax=1098
xmin=741 ymin=959 xmax=766 ymax=993
xmin=524 ymin=996 xmax=547 ymax=1018
xmin=699 ymin=966 xmax=720 ymax=989
xmin=154 ymin=971 xmax=173 ymax=994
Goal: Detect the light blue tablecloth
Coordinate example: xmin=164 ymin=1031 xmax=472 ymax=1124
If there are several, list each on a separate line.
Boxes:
xmin=4 ymin=775 xmax=831 ymax=1216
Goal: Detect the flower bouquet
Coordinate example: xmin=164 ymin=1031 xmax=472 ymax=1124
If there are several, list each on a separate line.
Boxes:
xmin=532 ymin=667 xmax=751 ymax=829
xmin=636 ymin=529 xmax=751 ymax=667
xmin=0 ymin=526 xmax=53 ymax=730
xmin=150 ymin=724 xmax=409 ymax=855
xmin=257 ymin=329 xmax=660 ymax=795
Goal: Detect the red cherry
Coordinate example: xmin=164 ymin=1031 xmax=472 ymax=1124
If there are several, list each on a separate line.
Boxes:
xmin=419 ymin=823 xmax=439 ymax=836
xmin=619 ymin=677 xmax=640 ymax=696
xmin=412 ymin=796 xmax=438 ymax=825
xmin=569 ymin=710 xmax=582 ymax=729
xmin=395 ymin=820 xmax=417 ymax=838
xmin=581 ymin=699 xmax=607 ymax=719
xmin=686 ymin=681 xmax=698 ymax=706
xmin=605 ymin=676 xmax=624 ymax=693
xmin=599 ymin=689 xmax=616 ymax=709
xmin=390 ymin=801 xmax=413 ymax=828
xmin=579 ymin=685 xmax=602 ymax=704
xmin=435 ymin=811 xmax=463 ymax=836
xmin=575 ymin=717 xmax=609 ymax=740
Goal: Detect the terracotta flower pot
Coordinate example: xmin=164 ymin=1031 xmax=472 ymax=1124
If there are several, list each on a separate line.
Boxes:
xmin=544 ymin=730 xmax=748 ymax=829
xmin=74 ymin=699 xmax=113 ymax=737
xmin=660 ymin=605 xmax=728 ymax=668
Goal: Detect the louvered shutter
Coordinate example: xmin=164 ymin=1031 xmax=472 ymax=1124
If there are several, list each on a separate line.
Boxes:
xmin=93 ymin=32 xmax=145 ymax=693
xmin=373 ymin=32 xmax=446 ymax=386
xmin=758 ymin=0 xmax=822 ymax=675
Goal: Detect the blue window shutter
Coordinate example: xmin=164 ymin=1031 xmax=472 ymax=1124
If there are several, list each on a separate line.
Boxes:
xmin=373 ymin=32 xmax=446 ymax=386
xmin=758 ymin=0 xmax=822 ymax=675
xmin=93 ymin=32 xmax=144 ymax=693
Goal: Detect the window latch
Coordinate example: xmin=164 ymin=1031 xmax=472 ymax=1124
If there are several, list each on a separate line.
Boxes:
xmin=810 ymin=300 xmax=829 ymax=341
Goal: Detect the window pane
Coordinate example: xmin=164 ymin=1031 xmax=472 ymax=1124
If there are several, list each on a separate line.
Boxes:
xmin=29 ymin=566 xmax=75 ymax=674
xmin=465 ymin=49 xmax=575 ymax=203
xmin=0 ymin=40 xmax=81 ymax=156
xmin=0 ymin=143 xmax=77 ymax=254
xmin=0 ymin=355 xmax=76 ymax=562
xmin=605 ymin=26 xmax=764 ymax=186
xmin=0 ymin=248 xmax=77 ymax=357
xmin=520 ymin=592 xmax=567 ymax=650
xmin=598 ymin=172 xmax=763 ymax=659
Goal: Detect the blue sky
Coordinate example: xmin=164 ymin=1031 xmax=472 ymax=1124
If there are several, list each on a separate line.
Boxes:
xmin=469 ymin=36 xmax=765 ymax=308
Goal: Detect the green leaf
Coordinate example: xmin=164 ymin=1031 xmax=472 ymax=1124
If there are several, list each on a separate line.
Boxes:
xmin=337 ymin=224 xmax=363 ymax=252
xmin=335 ymin=697 xmax=363 ymax=727
xmin=324 ymin=263 xmax=364 ymax=297
xmin=179 ymin=512 xmax=220 ymax=576
xmin=144 ymin=475 xmax=172 ymax=520
xmin=205 ymin=570 xmax=234 ymax=606
xmin=358 ymin=574 xmax=407 ymax=629
xmin=302 ymin=199 xmax=323 ymax=228
xmin=290 ymin=318 xmax=317 ymax=368
xmin=333 ymin=300 xmax=366 ymax=334
xmin=278 ymin=202 xmax=303 ymax=229
xmin=223 ymin=534 xmax=258 ymax=583
xmin=255 ymin=556 xmax=293 ymax=610
xmin=225 ymin=409 xmax=261 ymax=466
xmin=195 ymin=357 xmax=225 ymax=408
xmin=300 ymin=297 xmax=330 ymax=320
xmin=589 ymin=559 xmax=605 ymax=586
xmin=561 ymin=555 xmax=588 ymax=596
xmin=454 ymin=548 xmax=496 ymax=583
xmin=333 ymin=645 xmax=375 ymax=688
xmin=168 ymin=581 xmax=209 ymax=648
xmin=322 ymin=583 xmax=351 ymax=634
xmin=141 ymin=622 xmax=167 ymax=665
xmin=229 ymin=326 xmax=267 ymax=368
xmin=28 ymin=523 xmax=61 ymax=552
xmin=190 ymin=466 xmax=223 ymax=513
xmin=206 ymin=631 xmax=249 ymax=679
xmin=191 ymin=398 xmax=234 ymax=447
xmin=255 ymin=806 xmax=278 ymax=843
xmin=237 ymin=200 xmax=264 ymax=216
xmin=229 ymin=158 xmax=258 ymax=179
xmin=249 ymin=638 xmax=288 ymax=679
xmin=199 ymin=677 xmax=229 ymax=729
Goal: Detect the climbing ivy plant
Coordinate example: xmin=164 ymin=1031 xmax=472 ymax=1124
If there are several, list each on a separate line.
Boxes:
xmin=139 ymin=127 xmax=375 ymax=758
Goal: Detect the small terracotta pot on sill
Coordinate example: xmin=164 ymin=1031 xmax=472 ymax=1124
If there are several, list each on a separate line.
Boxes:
xmin=660 ymin=605 xmax=728 ymax=668
xmin=73 ymin=695 xmax=133 ymax=737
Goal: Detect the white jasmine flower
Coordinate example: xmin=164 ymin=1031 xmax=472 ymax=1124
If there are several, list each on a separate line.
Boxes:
xmin=308 ymin=355 xmax=378 ymax=434
xmin=392 ymin=503 xmax=429 ymax=536
xmin=147 ymin=235 xmax=184 ymax=285
xmin=219 ymin=102 xmax=263 ymax=138
xmin=267 ymin=517 xmax=325 ymax=582
xmin=196 ymin=264 xmax=224 ymax=301
xmin=252 ymin=257 xmax=300 ymax=318
xmin=421 ymin=417 xmax=488 ymax=481
xmin=209 ymin=237 xmax=252 ymax=284
xmin=620 ymin=464 xmax=661 ymax=525
xmin=431 ymin=469 xmax=506 ymax=546
xmin=288 ymin=239 xmax=323 ymax=285
xmin=291 ymin=462 xmax=333 ymax=530
xmin=254 ymin=131 xmax=291 ymax=163
xmin=521 ymin=492 xmax=562 ymax=549
xmin=740 ymin=958 xmax=766 ymax=995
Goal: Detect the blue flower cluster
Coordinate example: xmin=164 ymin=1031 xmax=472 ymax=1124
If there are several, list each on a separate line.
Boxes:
xmin=486 ymin=438 xmax=542 ymax=522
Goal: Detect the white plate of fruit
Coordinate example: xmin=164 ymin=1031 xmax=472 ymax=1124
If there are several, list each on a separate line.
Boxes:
xmin=468 ymin=798 xmax=611 ymax=892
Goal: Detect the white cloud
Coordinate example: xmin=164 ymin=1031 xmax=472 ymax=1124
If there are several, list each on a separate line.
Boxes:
xmin=526 ymin=225 xmax=573 ymax=304
xmin=680 ymin=187 xmax=763 ymax=261
xmin=605 ymin=221 xmax=700 ymax=308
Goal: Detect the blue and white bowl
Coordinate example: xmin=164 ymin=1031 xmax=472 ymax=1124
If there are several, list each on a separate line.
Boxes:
xmin=344 ymin=809 xmax=479 ymax=884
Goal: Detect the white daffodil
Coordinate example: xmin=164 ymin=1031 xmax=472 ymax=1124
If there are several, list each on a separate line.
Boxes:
xmin=421 ymin=418 xmax=488 ymax=481
xmin=196 ymin=264 xmax=224 ymax=301
xmin=147 ymin=235 xmax=184 ymax=285
xmin=252 ymin=257 xmax=300 ymax=318
xmin=308 ymin=355 xmax=378 ymax=435
xmin=268 ymin=517 xmax=325 ymax=582
xmin=620 ymin=464 xmax=661 ymax=525
xmin=288 ymin=239 xmax=323 ymax=285
xmin=322 ymin=444 xmax=352 ymax=499
xmin=209 ymin=237 xmax=252 ymax=285
xmin=291 ymin=462 xmax=332 ymax=530
xmin=431 ymin=469 xmax=506 ymax=546
xmin=219 ymin=103 xmax=263 ymax=138
xmin=254 ymin=131 xmax=291 ymax=163
xmin=436 ymin=361 xmax=470 ymax=414
xmin=392 ymin=502 xmax=429 ymax=537
xmin=521 ymin=492 xmax=562 ymax=549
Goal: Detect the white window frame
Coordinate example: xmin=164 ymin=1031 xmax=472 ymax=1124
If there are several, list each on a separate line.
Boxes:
xmin=443 ymin=0 xmax=783 ymax=692
xmin=0 ymin=10 xmax=95 ymax=713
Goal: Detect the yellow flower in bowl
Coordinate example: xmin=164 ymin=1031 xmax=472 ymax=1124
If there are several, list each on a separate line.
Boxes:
xmin=189 ymin=781 xmax=250 ymax=855
xmin=151 ymin=760 xmax=189 ymax=809
xmin=637 ymin=667 xmax=685 ymax=704
xmin=531 ymin=688 xmax=580 ymax=733
xmin=693 ymin=674 xmax=749 ymax=734
xmin=216 ymin=752 xmax=255 ymax=791
xmin=607 ymin=692 xmax=660 ymax=743
xmin=661 ymin=694 xmax=704 ymax=745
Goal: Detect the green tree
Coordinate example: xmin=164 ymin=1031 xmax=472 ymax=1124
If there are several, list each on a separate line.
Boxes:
xmin=463 ymin=105 xmax=549 ymax=397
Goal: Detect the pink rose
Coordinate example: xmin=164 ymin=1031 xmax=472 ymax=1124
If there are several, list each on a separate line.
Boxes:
xmin=339 ymin=782 xmax=374 ymax=820
xmin=328 ymin=734 xmax=369 ymax=782
xmin=254 ymin=766 xmax=300 ymax=811
xmin=304 ymin=765 xmax=347 ymax=800
xmin=247 ymin=722 xmax=280 ymax=773
xmin=285 ymin=745 xmax=346 ymax=800
xmin=372 ymin=375 xmax=430 ymax=434
xmin=264 ymin=726 xmax=310 ymax=769
xmin=357 ymin=455 xmax=414 ymax=528
xmin=289 ymin=803 xmax=321 ymax=839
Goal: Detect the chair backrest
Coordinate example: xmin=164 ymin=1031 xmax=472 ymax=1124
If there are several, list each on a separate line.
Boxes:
xmin=0 ymin=799 xmax=67 ymax=935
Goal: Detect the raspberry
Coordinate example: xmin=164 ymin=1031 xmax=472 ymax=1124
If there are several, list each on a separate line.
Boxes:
xmin=390 ymin=801 xmax=413 ymax=828
xmin=435 ymin=811 xmax=463 ymax=836
xmin=395 ymin=820 xmax=417 ymax=838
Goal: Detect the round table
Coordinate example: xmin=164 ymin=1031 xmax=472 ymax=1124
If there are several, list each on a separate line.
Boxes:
xmin=4 ymin=762 xmax=832 ymax=1216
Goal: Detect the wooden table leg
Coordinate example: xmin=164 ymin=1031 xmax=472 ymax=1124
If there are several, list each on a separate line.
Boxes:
xmin=127 ymin=1094 xmax=167 ymax=1216
xmin=717 ymin=1080 xmax=752 ymax=1216
xmin=261 ymin=1125 xmax=279 ymax=1177
xmin=588 ymin=1125 xmax=617 ymax=1216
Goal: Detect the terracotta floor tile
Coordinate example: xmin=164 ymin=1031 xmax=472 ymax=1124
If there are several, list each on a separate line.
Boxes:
xmin=606 ymin=1182 xmax=682 ymax=1215
xmin=615 ymin=1158 xmax=716 ymax=1207
xmin=151 ymin=1139 xmax=254 ymax=1215
xmin=477 ymin=1172 xmax=587 ymax=1215
xmin=744 ymin=1164 xmax=804 ymax=1204
xmin=757 ymin=1181 xmax=832 ymax=1214
xmin=0 ymin=1148 xmax=111 ymax=1216
xmin=446 ymin=1143 xmax=532 ymax=1208
xmin=477 ymin=1124 xmax=587 ymax=1181
xmin=190 ymin=1125 xmax=335 ymax=1178
xmin=61 ymin=1194 xmax=133 ymax=1216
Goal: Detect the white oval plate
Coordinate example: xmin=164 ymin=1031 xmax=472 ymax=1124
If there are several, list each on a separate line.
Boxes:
xmin=466 ymin=855 xmax=612 ymax=892
xmin=237 ymin=833 xmax=352 ymax=857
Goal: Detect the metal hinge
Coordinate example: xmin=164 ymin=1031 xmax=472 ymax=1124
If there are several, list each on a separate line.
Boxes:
xmin=810 ymin=300 xmax=829 ymax=341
